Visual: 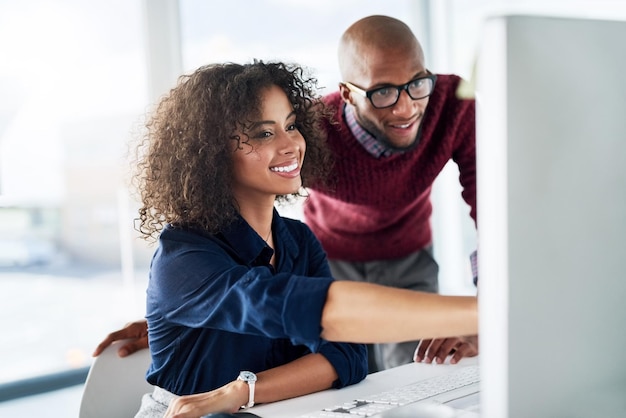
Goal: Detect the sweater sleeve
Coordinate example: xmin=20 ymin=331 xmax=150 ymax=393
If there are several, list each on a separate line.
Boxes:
xmin=452 ymin=97 xmax=478 ymax=225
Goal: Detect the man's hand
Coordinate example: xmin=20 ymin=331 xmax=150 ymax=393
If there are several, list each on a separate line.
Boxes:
xmin=164 ymin=380 xmax=248 ymax=418
xmin=92 ymin=319 xmax=149 ymax=358
xmin=413 ymin=335 xmax=478 ymax=365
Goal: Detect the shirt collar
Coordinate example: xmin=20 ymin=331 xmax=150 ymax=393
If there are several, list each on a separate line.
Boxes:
xmin=344 ymin=104 xmax=404 ymax=158
xmin=219 ymin=209 xmax=299 ymax=269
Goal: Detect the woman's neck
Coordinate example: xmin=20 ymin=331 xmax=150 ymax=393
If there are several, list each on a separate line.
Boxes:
xmin=237 ymin=196 xmax=275 ymax=242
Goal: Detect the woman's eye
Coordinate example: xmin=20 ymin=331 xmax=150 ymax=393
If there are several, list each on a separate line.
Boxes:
xmin=287 ymin=123 xmax=298 ymax=131
xmin=254 ymin=130 xmax=273 ymax=139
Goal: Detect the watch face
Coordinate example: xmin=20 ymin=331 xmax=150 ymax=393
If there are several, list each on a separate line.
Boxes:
xmin=239 ymin=371 xmax=257 ymax=382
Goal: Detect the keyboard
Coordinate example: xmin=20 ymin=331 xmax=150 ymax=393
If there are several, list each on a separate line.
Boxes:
xmin=298 ymin=365 xmax=480 ymax=418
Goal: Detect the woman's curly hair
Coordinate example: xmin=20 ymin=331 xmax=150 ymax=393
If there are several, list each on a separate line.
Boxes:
xmin=133 ymin=61 xmax=333 ymax=240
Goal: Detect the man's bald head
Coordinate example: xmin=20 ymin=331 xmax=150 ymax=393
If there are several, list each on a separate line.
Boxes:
xmin=338 ymin=15 xmax=425 ymax=81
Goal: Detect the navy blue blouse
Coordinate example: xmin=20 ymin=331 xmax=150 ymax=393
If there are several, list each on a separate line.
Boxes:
xmin=145 ymin=210 xmax=368 ymax=395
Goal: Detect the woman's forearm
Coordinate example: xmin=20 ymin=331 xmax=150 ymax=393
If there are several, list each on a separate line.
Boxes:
xmin=254 ymin=353 xmax=337 ymax=403
xmin=164 ymin=354 xmax=339 ymax=417
xmin=321 ymin=281 xmax=478 ymax=343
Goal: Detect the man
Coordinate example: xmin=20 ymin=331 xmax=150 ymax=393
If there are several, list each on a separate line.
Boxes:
xmin=94 ymin=15 xmax=478 ymax=372
xmin=304 ymin=15 xmax=478 ymax=372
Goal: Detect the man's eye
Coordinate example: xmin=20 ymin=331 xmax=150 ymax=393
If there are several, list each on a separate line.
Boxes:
xmin=372 ymin=87 xmax=393 ymax=98
xmin=409 ymin=79 xmax=430 ymax=92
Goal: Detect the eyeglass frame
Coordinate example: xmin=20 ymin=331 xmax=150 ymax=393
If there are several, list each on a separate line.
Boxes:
xmin=342 ymin=72 xmax=437 ymax=109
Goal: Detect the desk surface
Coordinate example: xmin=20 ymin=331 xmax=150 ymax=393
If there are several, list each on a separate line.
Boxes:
xmin=250 ymin=357 xmax=480 ymax=418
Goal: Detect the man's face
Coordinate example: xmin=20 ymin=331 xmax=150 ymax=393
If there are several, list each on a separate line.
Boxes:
xmin=341 ymin=45 xmax=430 ymax=149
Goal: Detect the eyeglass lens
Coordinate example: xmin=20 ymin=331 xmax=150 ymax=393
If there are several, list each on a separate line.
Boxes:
xmin=370 ymin=77 xmax=434 ymax=108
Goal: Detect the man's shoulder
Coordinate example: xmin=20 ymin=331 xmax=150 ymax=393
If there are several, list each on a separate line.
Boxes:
xmin=432 ymin=74 xmax=465 ymax=96
xmin=322 ymin=90 xmax=342 ymax=106
xmin=429 ymin=73 xmax=475 ymax=115
xmin=434 ymin=73 xmax=463 ymax=82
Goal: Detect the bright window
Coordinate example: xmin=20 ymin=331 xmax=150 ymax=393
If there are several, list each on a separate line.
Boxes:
xmin=0 ymin=0 xmax=151 ymax=385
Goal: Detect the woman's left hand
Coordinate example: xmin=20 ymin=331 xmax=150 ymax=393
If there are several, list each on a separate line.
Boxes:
xmin=164 ymin=380 xmax=249 ymax=418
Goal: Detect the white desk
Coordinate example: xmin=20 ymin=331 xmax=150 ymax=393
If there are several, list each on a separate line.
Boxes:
xmin=250 ymin=357 xmax=479 ymax=418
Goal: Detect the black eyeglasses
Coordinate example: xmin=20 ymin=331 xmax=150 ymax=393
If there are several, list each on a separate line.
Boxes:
xmin=343 ymin=73 xmax=437 ymax=109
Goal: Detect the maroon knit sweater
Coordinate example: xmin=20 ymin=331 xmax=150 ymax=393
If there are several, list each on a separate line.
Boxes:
xmin=304 ymin=74 xmax=476 ymax=262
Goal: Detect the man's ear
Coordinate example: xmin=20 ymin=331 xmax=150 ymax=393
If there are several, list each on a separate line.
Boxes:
xmin=338 ymin=83 xmax=354 ymax=105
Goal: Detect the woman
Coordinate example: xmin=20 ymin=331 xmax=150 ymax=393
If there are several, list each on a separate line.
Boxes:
xmin=132 ymin=61 xmax=366 ymax=417
xmin=111 ymin=60 xmax=477 ymax=418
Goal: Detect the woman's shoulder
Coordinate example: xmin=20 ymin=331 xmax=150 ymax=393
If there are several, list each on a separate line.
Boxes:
xmin=279 ymin=215 xmax=311 ymax=233
xmin=157 ymin=224 xmax=223 ymax=259
xmin=277 ymin=215 xmax=318 ymax=242
xmin=151 ymin=225 xmax=231 ymax=279
xmin=160 ymin=224 xmax=213 ymax=242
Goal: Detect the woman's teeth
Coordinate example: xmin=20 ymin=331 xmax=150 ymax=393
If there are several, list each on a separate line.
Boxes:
xmin=270 ymin=162 xmax=298 ymax=173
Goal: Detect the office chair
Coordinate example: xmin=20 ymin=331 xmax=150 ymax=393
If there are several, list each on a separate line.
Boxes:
xmin=79 ymin=340 xmax=153 ymax=418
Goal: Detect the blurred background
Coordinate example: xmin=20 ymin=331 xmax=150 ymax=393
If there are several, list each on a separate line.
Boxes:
xmin=1 ymin=0 xmax=620 ymax=415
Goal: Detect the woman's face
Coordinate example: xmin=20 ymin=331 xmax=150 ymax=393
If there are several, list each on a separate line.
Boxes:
xmin=231 ymin=85 xmax=306 ymax=205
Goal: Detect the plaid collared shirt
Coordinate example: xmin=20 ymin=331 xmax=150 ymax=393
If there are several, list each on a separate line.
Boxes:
xmin=344 ymin=104 xmax=399 ymax=158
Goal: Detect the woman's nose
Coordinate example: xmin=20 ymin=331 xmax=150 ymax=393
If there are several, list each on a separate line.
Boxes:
xmin=277 ymin=131 xmax=302 ymax=154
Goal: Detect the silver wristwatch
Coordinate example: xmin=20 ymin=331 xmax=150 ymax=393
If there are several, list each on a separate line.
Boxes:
xmin=237 ymin=370 xmax=257 ymax=409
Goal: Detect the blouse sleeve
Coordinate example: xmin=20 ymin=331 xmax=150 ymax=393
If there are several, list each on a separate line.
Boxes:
xmin=317 ymin=340 xmax=368 ymax=388
xmin=300 ymin=226 xmax=368 ymax=388
xmin=149 ymin=258 xmax=332 ymax=353
xmin=148 ymin=226 xmax=327 ymax=353
xmin=148 ymin=223 xmax=368 ymax=386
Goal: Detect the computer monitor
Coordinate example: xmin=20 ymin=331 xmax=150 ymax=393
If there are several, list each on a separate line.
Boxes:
xmin=477 ymin=14 xmax=626 ymax=418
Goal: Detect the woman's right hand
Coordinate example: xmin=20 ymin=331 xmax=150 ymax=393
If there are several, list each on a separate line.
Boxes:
xmin=92 ymin=319 xmax=149 ymax=357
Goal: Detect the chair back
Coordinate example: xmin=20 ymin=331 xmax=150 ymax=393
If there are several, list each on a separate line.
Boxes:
xmin=79 ymin=340 xmax=153 ymax=418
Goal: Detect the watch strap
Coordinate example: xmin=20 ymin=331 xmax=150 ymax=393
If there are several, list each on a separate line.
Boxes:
xmin=238 ymin=371 xmax=256 ymax=409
